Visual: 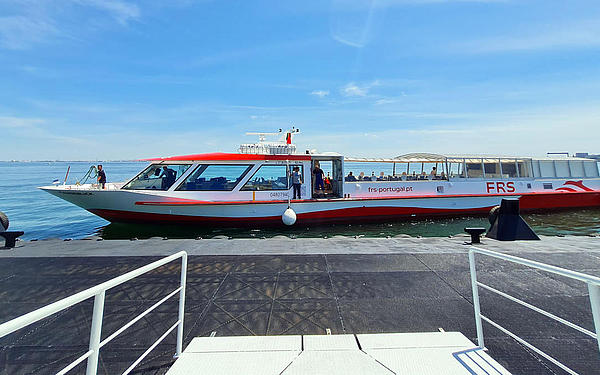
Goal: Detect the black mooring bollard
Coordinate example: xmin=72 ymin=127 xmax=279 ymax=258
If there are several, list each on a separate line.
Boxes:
xmin=464 ymin=227 xmax=486 ymax=244
xmin=486 ymin=199 xmax=539 ymax=241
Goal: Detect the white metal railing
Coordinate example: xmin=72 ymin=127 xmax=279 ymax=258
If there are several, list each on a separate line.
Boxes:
xmin=469 ymin=247 xmax=600 ymax=375
xmin=0 ymin=251 xmax=188 ymax=375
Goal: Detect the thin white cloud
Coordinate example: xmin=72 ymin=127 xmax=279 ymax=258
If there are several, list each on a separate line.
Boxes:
xmin=72 ymin=0 xmax=140 ymax=24
xmin=456 ymin=20 xmax=600 ymax=54
xmin=0 ymin=116 xmax=46 ymax=129
xmin=0 ymin=16 xmax=60 ymax=50
xmin=341 ymin=80 xmax=380 ymax=97
xmin=310 ymin=90 xmax=330 ymax=98
xmin=374 ymin=98 xmax=397 ymax=105
xmin=0 ymin=0 xmax=140 ymax=50
xmin=342 ymin=83 xmax=368 ymax=97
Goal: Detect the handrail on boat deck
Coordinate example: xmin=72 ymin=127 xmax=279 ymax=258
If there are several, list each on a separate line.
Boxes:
xmin=0 ymin=251 xmax=188 ymax=375
xmin=469 ymin=246 xmax=600 ymax=375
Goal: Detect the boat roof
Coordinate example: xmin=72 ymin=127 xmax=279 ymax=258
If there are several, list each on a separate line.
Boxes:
xmin=143 ymin=152 xmax=311 ymax=162
xmin=346 ymin=153 xmax=534 ymax=163
xmin=347 ymin=153 xmax=597 ymax=163
xmin=143 ymin=152 xmax=596 ymax=164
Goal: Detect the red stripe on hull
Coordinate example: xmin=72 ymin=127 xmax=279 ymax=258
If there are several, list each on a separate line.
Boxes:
xmin=89 ymin=192 xmax=600 ymax=226
xmin=134 ymin=190 xmax=600 ymax=207
xmin=520 ymin=191 xmax=600 ymax=210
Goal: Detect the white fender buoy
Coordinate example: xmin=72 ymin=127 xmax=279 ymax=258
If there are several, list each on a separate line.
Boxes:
xmin=282 ymin=207 xmax=297 ymax=226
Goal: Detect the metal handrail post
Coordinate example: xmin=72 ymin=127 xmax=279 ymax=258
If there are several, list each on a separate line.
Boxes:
xmin=468 ymin=250 xmax=484 ymax=348
xmin=175 ymin=253 xmax=188 ymax=358
xmin=86 ymin=291 xmax=105 ymax=375
xmin=588 ymin=283 xmax=600 ymax=353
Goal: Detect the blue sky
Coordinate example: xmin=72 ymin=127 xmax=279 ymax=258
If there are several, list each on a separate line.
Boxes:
xmin=1 ymin=0 xmax=600 ymax=160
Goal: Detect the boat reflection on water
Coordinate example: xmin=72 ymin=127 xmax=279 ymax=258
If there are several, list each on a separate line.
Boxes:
xmin=97 ymin=208 xmax=600 ymax=240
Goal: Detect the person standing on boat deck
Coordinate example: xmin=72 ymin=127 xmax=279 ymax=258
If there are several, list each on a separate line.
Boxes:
xmin=313 ymin=162 xmax=325 ymax=195
xmin=97 ymin=165 xmax=106 ymax=189
xmin=325 ymin=172 xmax=332 ymax=190
xmin=291 ymin=166 xmax=303 ymax=199
xmin=160 ymin=166 xmax=177 ymax=190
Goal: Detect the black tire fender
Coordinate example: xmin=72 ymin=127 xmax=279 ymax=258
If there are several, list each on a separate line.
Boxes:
xmin=488 ymin=205 xmax=500 ymax=225
xmin=0 ymin=211 xmax=8 ymax=231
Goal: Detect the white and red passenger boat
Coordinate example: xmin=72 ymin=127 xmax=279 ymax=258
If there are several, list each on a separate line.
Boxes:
xmin=41 ymin=130 xmax=600 ymax=226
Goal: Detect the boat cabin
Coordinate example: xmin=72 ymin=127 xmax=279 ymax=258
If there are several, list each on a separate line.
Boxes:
xmin=118 ymin=150 xmax=600 ymax=203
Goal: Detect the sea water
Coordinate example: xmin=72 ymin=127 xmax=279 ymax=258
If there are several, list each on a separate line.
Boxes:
xmin=1 ymin=161 xmax=599 ymax=240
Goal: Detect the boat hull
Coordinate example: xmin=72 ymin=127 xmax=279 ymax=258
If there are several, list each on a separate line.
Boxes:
xmin=41 ymin=186 xmax=600 ymax=226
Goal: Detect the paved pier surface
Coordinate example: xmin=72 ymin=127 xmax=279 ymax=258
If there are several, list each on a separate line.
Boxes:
xmin=1 ymin=235 xmax=599 ymax=374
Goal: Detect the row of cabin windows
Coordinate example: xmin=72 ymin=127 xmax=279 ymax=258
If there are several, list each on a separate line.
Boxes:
xmin=447 ymin=161 xmax=530 ymax=178
xmin=345 ymin=161 xmax=533 ymax=181
xmin=122 ymin=164 xmax=303 ymax=191
xmin=533 ymin=160 xmax=600 ymax=178
xmin=448 ymin=160 xmax=599 ymax=179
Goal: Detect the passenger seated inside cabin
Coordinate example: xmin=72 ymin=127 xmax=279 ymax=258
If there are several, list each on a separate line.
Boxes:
xmin=430 ymin=167 xmax=437 ymax=179
xmin=401 ymin=172 xmax=407 ymax=181
xmin=440 ymin=171 xmax=446 ymax=180
xmin=379 ymin=172 xmax=385 ymax=181
xmin=346 ymin=171 xmax=357 ymax=181
xmin=359 ymin=172 xmax=365 ymax=180
xmin=370 ymin=172 xmax=377 ymax=181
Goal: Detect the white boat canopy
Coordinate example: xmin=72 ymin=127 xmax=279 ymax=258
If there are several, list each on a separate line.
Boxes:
xmin=345 ymin=153 xmax=534 ymax=164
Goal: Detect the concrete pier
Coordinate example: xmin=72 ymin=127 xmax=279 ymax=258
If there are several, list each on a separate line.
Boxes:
xmin=1 ymin=235 xmax=599 ymax=374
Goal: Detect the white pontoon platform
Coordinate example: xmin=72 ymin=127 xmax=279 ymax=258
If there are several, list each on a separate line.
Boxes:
xmin=166 ymin=332 xmax=511 ymax=375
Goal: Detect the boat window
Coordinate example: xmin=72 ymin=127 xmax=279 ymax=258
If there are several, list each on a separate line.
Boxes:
xmin=555 ymin=160 xmax=570 ymax=177
xmin=448 ymin=162 xmax=465 ymax=178
xmin=539 ymin=161 xmax=556 ymax=177
xmin=500 ymin=162 xmax=518 ymax=178
xmin=584 ymin=161 xmax=600 ymax=177
xmin=466 ymin=163 xmax=483 ymax=178
xmin=407 ymin=163 xmax=423 ymax=178
xmin=517 ymin=162 xmax=530 ymax=177
xmin=242 ymin=165 xmax=289 ymax=191
xmin=484 ymin=162 xmax=501 ymax=178
xmin=177 ymin=164 xmax=253 ymax=191
xmin=122 ymin=164 xmax=192 ymax=190
xmin=570 ymin=160 xmax=585 ymax=177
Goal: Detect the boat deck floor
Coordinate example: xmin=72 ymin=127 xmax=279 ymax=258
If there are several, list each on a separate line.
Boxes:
xmin=166 ymin=332 xmax=511 ymax=375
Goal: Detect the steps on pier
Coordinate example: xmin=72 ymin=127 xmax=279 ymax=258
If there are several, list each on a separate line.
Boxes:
xmin=166 ymin=332 xmax=511 ymax=375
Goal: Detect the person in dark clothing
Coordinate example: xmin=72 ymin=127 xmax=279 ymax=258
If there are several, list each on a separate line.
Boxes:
xmin=313 ymin=162 xmax=325 ymax=194
xmin=160 ymin=166 xmax=177 ymax=190
xmin=97 ymin=165 xmax=106 ymax=189
xmin=291 ymin=166 xmax=303 ymax=199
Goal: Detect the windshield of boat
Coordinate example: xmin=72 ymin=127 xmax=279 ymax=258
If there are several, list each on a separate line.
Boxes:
xmin=176 ymin=164 xmax=253 ymax=191
xmin=122 ymin=164 xmax=191 ymax=190
xmin=241 ymin=164 xmax=290 ymax=191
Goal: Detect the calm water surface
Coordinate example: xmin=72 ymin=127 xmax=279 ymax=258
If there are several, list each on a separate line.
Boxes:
xmin=1 ymin=161 xmax=599 ymax=240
